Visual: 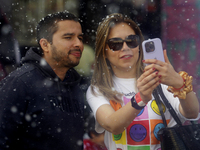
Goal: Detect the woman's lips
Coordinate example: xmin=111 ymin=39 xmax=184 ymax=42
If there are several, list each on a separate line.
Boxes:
xmin=120 ymin=54 xmax=132 ymax=59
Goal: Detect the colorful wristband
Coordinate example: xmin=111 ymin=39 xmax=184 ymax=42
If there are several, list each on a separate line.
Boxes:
xmin=135 ymin=93 xmax=147 ymax=106
xmin=131 ymin=93 xmax=146 ymax=110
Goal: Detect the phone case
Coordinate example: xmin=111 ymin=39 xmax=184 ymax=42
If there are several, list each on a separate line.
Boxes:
xmin=142 ymin=38 xmax=165 ymax=63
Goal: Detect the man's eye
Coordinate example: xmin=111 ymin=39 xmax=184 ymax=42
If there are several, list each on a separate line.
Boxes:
xmin=64 ymin=37 xmax=71 ymax=39
xmin=79 ymin=37 xmax=83 ymax=41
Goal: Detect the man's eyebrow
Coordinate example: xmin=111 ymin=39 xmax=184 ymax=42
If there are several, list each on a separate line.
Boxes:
xmin=78 ymin=33 xmax=84 ymax=37
xmin=62 ymin=33 xmax=84 ymax=37
xmin=62 ymin=33 xmax=74 ymax=36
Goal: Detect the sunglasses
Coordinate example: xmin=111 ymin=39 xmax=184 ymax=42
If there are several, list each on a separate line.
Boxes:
xmin=107 ymin=35 xmax=140 ymax=51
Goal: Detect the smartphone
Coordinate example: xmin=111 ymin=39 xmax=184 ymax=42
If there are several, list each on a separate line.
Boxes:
xmin=142 ymin=38 xmax=165 ymax=64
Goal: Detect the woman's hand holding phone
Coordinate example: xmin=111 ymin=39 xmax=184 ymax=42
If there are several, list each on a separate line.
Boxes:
xmin=143 ymin=50 xmax=184 ymax=89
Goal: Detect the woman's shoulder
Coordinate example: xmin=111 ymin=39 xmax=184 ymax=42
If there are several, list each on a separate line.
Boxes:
xmin=86 ymin=85 xmax=101 ymax=99
xmin=86 ymin=85 xmax=96 ymax=95
xmin=86 ymin=85 xmax=110 ymax=117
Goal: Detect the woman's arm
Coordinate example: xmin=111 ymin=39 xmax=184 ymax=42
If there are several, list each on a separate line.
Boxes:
xmin=95 ymin=66 xmax=161 ymax=135
xmin=96 ymin=102 xmax=140 ymax=135
xmin=179 ymin=91 xmax=199 ymax=119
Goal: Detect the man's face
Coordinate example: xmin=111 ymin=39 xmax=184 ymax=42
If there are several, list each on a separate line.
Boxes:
xmin=49 ymin=20 xmax=84 ymax=69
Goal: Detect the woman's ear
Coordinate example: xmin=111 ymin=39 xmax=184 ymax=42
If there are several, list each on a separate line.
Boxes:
xmin=39 ymin=38 xmax=50 ymax=53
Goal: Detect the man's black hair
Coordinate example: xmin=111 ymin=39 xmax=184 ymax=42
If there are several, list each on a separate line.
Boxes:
xmin=36 ymin=11 xmax=80 ymax=55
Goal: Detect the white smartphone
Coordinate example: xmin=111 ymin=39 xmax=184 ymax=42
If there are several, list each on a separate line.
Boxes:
xmin=142 ymin=38 xmax=165 ymax=64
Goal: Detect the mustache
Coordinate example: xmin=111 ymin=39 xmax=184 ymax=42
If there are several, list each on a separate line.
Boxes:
xmin=69 ymin=49 xmax=82 ymax=54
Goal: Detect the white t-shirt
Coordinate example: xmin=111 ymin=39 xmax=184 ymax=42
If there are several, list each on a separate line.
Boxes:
xmin=86 ymin=76 xmax=199 ymax=150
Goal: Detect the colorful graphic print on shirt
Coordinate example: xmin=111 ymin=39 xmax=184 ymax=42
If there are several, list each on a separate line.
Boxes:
xmin=110 ymin=96 xmax=169 ymax=150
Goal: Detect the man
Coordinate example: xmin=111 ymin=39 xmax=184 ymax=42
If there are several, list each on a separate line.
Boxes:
xmin=0 ymin=12 xmax=84 ymax=150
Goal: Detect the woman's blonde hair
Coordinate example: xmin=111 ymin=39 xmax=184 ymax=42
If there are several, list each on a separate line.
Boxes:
xmin=91 ymin=13 xmax=144 ymax=102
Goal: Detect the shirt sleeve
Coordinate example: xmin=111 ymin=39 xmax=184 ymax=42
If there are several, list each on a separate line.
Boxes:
xmin=86 ymin=86 xmax=110 ymax=133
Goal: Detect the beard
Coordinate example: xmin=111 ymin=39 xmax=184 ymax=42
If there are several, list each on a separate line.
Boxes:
xmin=51 ymin=45 xmax=81 ymax=68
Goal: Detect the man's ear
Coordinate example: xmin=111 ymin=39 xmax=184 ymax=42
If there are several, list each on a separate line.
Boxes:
xmin=40 ymin=38 xmax=50 ymax=53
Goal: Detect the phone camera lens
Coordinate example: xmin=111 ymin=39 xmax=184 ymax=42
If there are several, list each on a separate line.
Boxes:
xmin=145 ymin=41 xmax=155 ymax=52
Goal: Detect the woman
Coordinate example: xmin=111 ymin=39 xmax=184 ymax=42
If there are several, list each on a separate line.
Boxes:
xmin=86 ymin=13 xmax=199 ymax=150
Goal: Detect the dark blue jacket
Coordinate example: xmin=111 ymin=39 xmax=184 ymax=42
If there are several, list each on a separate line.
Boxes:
xmin=0 ymin=47 xmax=84 ymax=150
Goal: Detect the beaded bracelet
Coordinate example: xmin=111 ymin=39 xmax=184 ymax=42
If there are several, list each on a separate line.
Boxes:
xmin=167 ymin=71 xmax=193 ymax=99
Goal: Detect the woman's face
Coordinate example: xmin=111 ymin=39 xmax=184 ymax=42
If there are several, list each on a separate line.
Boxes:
xmin=105 ymin=22 xmax=140 ymax=78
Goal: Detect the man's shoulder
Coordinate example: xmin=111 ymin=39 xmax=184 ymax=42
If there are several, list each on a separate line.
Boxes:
xmin=10 ymin=64 xmax=37 ymax=78
xmin=1 ymin=64 xmax=39 ymax=85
